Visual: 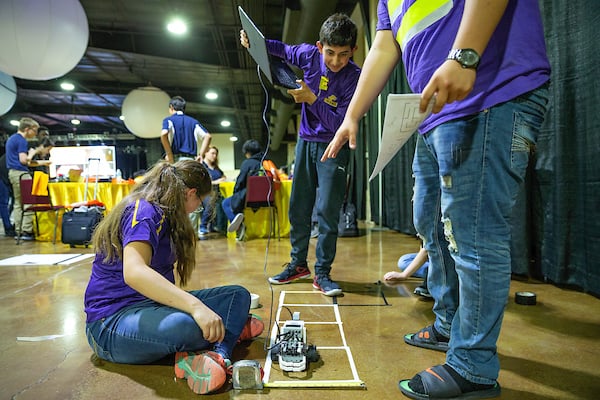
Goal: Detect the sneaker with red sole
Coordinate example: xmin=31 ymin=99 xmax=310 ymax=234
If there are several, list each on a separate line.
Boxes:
xmin=174 ymin=350 xmax=230 ymax=394
xmin=238 ymin=314 xmax=264 ymax=342
xmin=268 ymin=263 xmax=311 ymax=284
xmin=313 ymin=274 xmax=342 ymax=297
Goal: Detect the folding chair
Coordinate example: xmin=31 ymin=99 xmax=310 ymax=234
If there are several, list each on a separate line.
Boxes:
xmin=17 ymin=173 xmax=65 ymax=245
xmin=245 ymin=175 xmax=279 ymax=240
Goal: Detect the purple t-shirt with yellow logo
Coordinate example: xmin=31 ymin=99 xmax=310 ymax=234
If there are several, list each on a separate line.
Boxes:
xmin=84 ymin=199 xmax=175 ymax=323
xmin=266 ymin=39 xmax=361 ymax=143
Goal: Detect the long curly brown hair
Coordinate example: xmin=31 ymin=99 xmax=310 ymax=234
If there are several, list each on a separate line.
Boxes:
xmin=92 ymin=160 xmax=212 ymax=286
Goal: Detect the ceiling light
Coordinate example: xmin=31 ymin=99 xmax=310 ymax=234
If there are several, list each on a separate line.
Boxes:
xmin=119 ymin=115 xmax=125 ymax=120
xmin=10 ymin=120 xmax=19 ymax=126
xmin=205 ymin=91 xmax=218 ymax=100
xmin=229 ymin=136 xmax=238 ymax=142
xmin=220 ymin=120 xmax=231 ymax=127
xmin=61 ymin=82 xmax=75 ymax=91
xmin=167 ymin=18 xmax=187 ymax=35
xmin=71 ymin=118 xmax=81 ymax=125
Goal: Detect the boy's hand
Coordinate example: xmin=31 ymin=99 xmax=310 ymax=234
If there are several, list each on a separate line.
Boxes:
xmin=240 ymin=30 xmax=249 ymax=48
xmin=321 ymin=117 xmax=359 ymax=161
xmin=286 ymin=80 xmax=317 ymax=104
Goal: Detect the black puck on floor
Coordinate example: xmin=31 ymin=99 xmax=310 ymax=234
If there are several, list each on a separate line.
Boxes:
xmin=515 ymin=291 xmax=537 ymax=305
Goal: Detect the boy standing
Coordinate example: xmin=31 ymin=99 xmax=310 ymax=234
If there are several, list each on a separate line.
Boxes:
xmin=323 ymin=0 xmax=550 ymax=398
xmin=241 ymin=13 xmax=360 ymax=296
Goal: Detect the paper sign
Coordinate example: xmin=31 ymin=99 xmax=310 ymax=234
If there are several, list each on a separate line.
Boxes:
xmin=369 ymin=94 xmax=434 ymax=181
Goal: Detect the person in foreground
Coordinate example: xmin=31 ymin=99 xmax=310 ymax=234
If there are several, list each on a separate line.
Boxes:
xmin=322 ymin=0 xmax=550 ymax=398
xmin=84 ymin=160 xmax=263 ymax=395
xmin=241 ymin=13 xmax=361 ymax=296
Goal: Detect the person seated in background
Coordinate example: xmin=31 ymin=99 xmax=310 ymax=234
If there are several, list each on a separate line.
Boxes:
xmin=221 ymin=139 xmax=264 ymax=241
xmin=199 ymin=146 xmax=226 ymax=236
xmin=28 ymin=137 xmax=55 ymax=174
xmin=383 ymin=246 xmax=431 ymax=298
xmin=84 ymin=159 xmax=263 ymax=395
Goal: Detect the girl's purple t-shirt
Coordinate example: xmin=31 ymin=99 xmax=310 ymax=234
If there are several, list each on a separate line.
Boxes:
xmin=84 ymin=199 xmax=176 ymax=323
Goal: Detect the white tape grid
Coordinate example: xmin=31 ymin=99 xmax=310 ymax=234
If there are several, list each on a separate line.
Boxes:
xmin=262 ymin=290 xmax=365 ymax=388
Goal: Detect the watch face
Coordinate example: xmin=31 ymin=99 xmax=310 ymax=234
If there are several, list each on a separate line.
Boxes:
xmin=458 ymin=50 xmax=479 ymax=68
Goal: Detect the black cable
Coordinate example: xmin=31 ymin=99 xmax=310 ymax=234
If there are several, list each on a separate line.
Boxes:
xmin=256 ymin=64 xmax=280 ymax=352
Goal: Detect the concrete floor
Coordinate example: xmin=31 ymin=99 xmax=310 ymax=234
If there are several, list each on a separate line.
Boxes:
xmin=1 ymin=225 xmax=599 ymax=399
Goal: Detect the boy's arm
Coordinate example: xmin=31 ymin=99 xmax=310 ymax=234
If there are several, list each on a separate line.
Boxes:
xmin=195 ymin=125 xmax=212 ymax=162
xmin=160 ymin=132 xmax=174 ymax=164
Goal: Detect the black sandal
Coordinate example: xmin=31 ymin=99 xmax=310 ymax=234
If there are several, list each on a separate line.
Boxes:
xmin=404 ymin=325 xmax=449 ymax=352
xmin=398 ymin=364 xmax=501 ymax=399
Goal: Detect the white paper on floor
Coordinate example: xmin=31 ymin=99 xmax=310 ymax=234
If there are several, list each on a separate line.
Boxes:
xmin=0 ymin=253 xmax=94 ymax=266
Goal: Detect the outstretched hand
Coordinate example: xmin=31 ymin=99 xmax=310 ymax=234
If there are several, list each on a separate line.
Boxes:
xmin=321 ymin=118 xmax=359 ymax=161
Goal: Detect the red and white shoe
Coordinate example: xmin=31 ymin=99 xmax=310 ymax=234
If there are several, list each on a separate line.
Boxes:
xmin=238 ymin=314 xmax=264 ymax=342
xmin=174 ymin=350 xmax=229 ymax=394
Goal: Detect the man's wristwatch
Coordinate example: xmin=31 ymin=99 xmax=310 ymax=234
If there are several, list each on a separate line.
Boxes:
xmin=447 ymin=48 xmax=480 ymax=70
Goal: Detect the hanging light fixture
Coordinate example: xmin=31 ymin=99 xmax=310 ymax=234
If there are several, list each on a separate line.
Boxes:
xmin=70 ymin=94 xmax=80 ymax=125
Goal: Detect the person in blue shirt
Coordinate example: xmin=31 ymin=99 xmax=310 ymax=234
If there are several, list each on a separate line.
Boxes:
xmin=161 ymin=96 xmax=213 ymax=232
xmin=160 ymin=96 xmax=212 ymax=164
xmin=5 ymin=117 xmax=40 ymax=241
xmin=241 ymin=13 xmax=361 ymax=296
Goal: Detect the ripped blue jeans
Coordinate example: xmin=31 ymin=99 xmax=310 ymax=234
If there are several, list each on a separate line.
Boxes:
xmin=412 ymin=85 xmax=549 ymax=384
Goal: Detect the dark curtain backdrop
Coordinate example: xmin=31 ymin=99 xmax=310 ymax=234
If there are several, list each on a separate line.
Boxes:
xmin=352 ymin=0 xmax=599 ymax=295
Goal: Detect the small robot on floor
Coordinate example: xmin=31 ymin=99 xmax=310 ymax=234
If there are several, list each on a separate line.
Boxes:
xmin=269 ymin=312 xmax=320 ymax=372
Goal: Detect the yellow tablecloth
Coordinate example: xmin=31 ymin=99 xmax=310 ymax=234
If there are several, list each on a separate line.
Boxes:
xmin=35 ymin=182 xmax=133 ymax=242
xmin=36 ymin=180 xmax=291 ymax=242
xmin=219 ymin=180 xmax=292 ymax=240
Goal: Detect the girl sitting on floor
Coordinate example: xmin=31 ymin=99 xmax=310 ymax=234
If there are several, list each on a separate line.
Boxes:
xmin=83 ymin=160 xmax=262 ymax=395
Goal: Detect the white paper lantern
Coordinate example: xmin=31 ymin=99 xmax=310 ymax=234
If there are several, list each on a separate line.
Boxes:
xmin=0 ymin=0 xmax=89 ymax=80
xmin=121 ymin=87 xmax=171 ymax=138
xmin=0 ymin=71 xmax=17 ymax=116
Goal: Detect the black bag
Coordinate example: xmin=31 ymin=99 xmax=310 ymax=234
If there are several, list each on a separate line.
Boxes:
xmin=61 ymin=158 xmax=104 ymax=247
xmin=61 ymin=207 xmax=104 ymax=247
xmin=338 ymin=201 xmax=359 ymax=237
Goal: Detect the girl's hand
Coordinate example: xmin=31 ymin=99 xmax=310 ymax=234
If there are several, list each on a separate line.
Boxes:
xmin=191 ymin=304 xmax=225 ymax=343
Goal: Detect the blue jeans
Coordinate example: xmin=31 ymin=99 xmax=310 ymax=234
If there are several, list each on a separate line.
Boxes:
xmin=200 ymin=193 xmax=225 ymax=232
xmin=0 ymin=179 xmax=13 ymax=232
xmin=412 ymin=86 xmax=549 ymax=384
xmin=221 ymin=196 xmax=236 ymax=223
xmin=85 ymin=285 xmax=250 ymax=364
xmin=289 ymin=138 xmax=349 ymax=276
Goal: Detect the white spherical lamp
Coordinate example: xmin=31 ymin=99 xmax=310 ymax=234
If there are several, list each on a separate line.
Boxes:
xmin=0 ymin=0 xmax=89 ymax=80
xmin=121 ymin=86 xmax=171 ymax=138
xmin=0 ymin=71 xmax=17 ymax=116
